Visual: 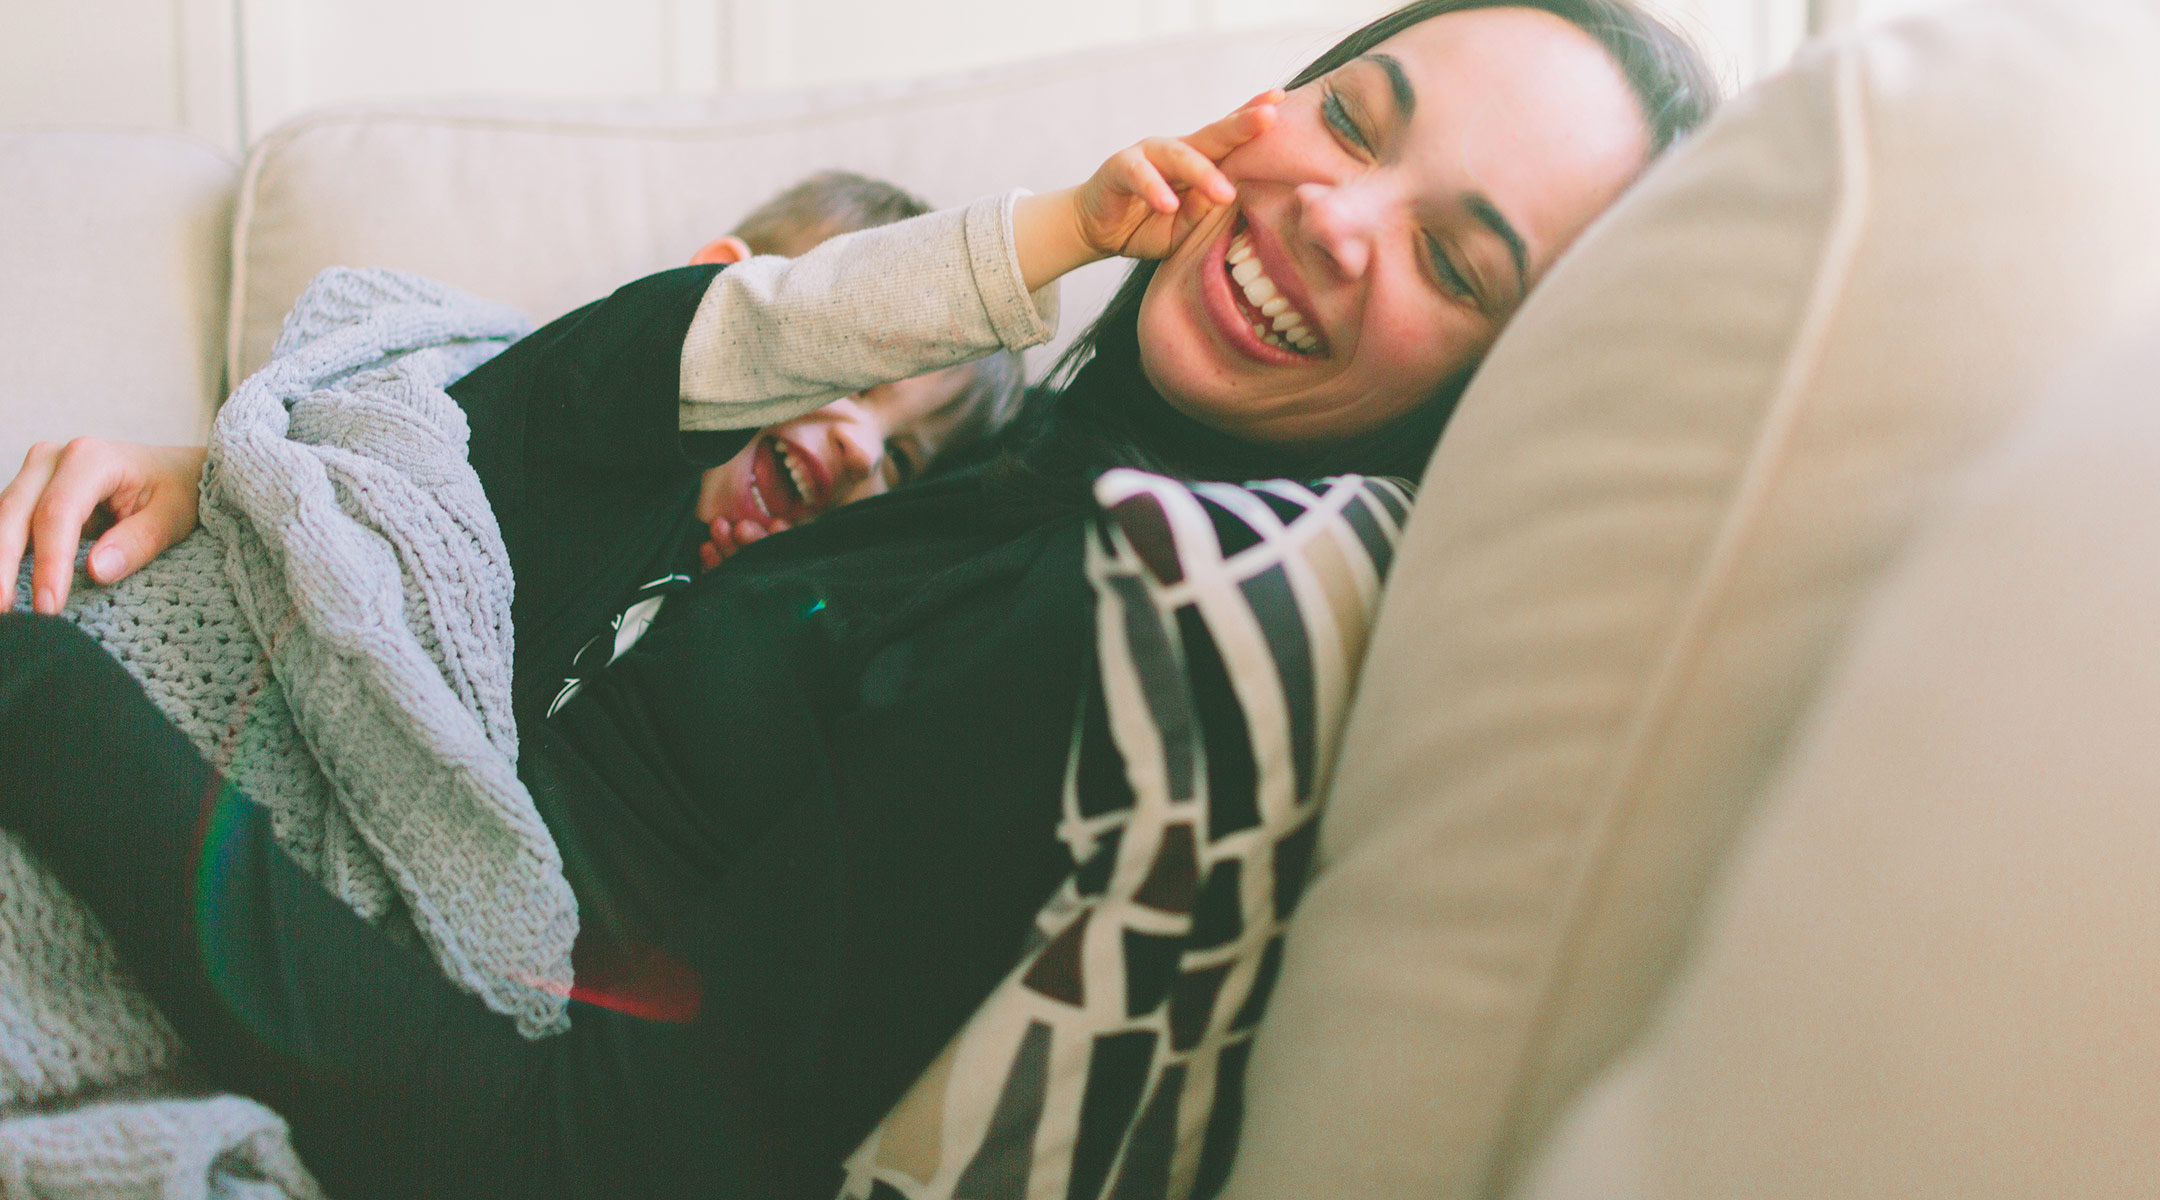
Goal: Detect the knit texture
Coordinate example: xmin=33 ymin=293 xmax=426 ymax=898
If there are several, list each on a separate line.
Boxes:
xmin=1 ymin=267 xmax=572 ymax=1197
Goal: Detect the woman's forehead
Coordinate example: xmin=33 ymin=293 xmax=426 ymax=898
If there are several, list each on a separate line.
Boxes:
xmin=1364 ymin=7 xmax=1651 ymax=266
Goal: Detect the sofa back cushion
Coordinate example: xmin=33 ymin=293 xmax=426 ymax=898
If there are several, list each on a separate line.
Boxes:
xmin=226 ymin=28 xmax=1332 ymax=386
xmin=0 ymin=132 xmax=235 ymax=473
xmin=1219 ymin=1 xmax=2160 ymax=1197
xmin=1510 ymin=315 xmax=2160 ymax=1200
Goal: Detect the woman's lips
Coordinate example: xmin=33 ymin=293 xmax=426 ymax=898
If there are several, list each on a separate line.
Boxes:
xmin=1201 ymin=216 xmax=1319 ymax=368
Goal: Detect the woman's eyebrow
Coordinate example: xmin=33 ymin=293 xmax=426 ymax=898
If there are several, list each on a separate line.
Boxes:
xmin=1464 ymin=192 xmax=1531 ymax=302
xmin=1359 ymin=53 xmax=1417 ymax=121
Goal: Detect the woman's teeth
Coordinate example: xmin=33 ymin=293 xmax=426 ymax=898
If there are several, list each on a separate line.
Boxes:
xmin=1228 ymin=233 xmax=1318 ymax=354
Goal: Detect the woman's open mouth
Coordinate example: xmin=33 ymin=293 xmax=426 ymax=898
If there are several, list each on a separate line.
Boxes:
xmin=1205 ymin=216 xmax=1326 ymax=365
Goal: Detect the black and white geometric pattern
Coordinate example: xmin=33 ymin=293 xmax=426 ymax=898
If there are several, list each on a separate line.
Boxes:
xmin=841 ymin=469 xmax=1413 ymax=1200
xmin=544 ymin=571 xmax=693 ymax=718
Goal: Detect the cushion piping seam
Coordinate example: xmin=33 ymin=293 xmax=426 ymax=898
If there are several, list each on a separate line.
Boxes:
xmin=1475 ymin=42 xmax=1875 ymax=1197
xmin=224 ymin=134 xmax=273 ymax=390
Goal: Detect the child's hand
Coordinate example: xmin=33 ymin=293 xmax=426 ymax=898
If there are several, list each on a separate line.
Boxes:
xmin=1014 ymin=91 xmax=1283 ymax=291
xmin=697 ymin=512 xmax=790 ymax=571
xmin=1075 ymin=90 xmax=1282 ymax=260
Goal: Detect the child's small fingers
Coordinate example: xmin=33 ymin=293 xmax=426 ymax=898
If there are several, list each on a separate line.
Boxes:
xmin=1145 ymin=139 xmax=1235 ymax=207
xmin=1187 ymin=95 xmax=1280 ymax=159
xmin=699 ymin=541 xmax=722 ymax=571
xmin=1114 ymin=146 xmax=1180 ymax=213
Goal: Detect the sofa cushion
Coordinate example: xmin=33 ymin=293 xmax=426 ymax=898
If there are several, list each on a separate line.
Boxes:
xmin=842 ymin=471 xmax=1410 ymax=1200
xmin=1219 ymin=1 xmax=2160 ymax=1197
xmin=226 ymin=28 xmax=1332 ymax=388
xmin=1515 ymin=318 xmax=2160 ymax=1200
xmin=0 ymin=132 xmax=235 ymax=473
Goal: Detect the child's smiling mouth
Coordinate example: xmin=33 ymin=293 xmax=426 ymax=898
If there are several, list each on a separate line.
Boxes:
xmin=748 ymin=434 xmax=827 ymax=523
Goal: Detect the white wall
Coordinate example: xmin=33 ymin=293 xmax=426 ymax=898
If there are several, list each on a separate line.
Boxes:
xmin=0 ymin=0 xmax=238 ymax=147
xmin=0 ymin=0 xmax=1802 ymax=155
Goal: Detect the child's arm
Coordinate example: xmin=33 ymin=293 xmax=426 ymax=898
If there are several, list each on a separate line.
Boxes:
xmin=677 ymin=194 xmax=1059 ymax=435
xmin=676 ymin=93 xmax=1282 ymax=438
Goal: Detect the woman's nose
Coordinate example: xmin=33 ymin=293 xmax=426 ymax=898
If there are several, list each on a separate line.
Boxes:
xmin=1293 ymin=180 xmax=1383 ymax=281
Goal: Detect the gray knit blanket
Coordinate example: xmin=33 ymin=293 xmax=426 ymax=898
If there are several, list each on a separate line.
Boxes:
xmin=1 ymin=268 xmax=578 ymax=1198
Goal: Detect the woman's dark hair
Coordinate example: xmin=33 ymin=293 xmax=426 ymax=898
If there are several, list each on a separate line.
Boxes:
xmin=990 ymin=0 xmax=1718 ymax=510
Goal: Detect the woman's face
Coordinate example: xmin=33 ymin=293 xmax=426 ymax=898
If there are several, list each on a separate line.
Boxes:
xmin=1137 ymin=6 xmax=1653 ymax=444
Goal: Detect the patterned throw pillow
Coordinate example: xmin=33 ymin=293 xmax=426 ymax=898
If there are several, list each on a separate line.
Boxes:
xmin=840 ymin=469 xmax=1414 ymax=1200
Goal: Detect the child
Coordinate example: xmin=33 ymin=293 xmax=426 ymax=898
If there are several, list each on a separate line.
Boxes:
xmin=685 ymin=171 xmax=1026 ymax=569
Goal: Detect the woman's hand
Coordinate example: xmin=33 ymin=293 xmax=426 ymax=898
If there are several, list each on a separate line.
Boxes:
xmin=0 ymin=439 xmax=207 ymax=614
xmin=1014 ymin=90 xmax=1283 ymax=292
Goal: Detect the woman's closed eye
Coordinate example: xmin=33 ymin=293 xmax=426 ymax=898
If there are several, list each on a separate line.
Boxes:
xmin=1425 ymin=234 xmax=1481 ymax=306
xmin=1322 ymin=80 xmax=1485 ymax=312
xmin=1320 ymin=85 xmax=1372 ymax=154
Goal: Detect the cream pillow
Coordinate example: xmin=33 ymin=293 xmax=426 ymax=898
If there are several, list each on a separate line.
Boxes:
xmin=1516 ymin=316 xmax=2160 ymax=1200
xmin=1221 ymin=1 xmax=2160 ymax=1197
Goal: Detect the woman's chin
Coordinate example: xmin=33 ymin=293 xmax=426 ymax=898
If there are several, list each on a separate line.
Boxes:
xmin=1138 ymin=290 xmax=1256 ymax=438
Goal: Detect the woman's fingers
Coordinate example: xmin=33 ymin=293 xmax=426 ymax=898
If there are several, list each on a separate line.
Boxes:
xmin=0 ymin=442 xmax=63 ymax=610
xmin=86 ymin=498 xmax=175 ymax=586
xmin=85 ymin=445 xmax=203 ymax=588
xmin=21 ymin=440 xmax=132 ymax=614
xmin=0 ymin=440 xmax=205 ymax=613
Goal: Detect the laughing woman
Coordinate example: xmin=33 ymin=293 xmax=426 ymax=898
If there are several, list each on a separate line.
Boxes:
xmin=0 ymin=3 xmax=1714 ymax=1197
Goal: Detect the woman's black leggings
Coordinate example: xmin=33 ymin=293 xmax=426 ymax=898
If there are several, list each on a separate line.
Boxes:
xmin=0 ymin=612 xmax=748 ymax=1200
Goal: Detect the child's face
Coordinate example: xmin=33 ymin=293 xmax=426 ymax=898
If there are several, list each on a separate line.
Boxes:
xmin=700 ymin=364 xmax=978 ymax=532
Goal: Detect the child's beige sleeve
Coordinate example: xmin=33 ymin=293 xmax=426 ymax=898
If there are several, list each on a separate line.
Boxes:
xmin=677 ymin=189 xmax=1060 ymax=433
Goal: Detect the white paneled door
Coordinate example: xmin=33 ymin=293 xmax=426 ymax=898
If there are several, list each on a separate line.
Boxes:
xmin=0 ymin=0 xmax=1807 ymax=154
xmin=0 ymin=0 xmax=239 ymax=148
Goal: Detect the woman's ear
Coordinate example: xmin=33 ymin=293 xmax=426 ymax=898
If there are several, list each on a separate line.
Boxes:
xmin=690 ymin=235 xmax=754 ymax=266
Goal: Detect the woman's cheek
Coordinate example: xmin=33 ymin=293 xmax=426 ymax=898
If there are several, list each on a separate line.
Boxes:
xmin=1377 ymin=299 xmax=1487 ymax=395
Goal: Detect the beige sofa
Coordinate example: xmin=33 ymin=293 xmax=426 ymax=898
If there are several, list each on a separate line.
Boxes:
xmin=5 ymin=0 xmax=2159 ymax=1195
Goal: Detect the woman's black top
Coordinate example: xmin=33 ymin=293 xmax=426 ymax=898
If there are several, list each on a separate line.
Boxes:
xmin=447 ymin=265 xmax=1093 ymax=1193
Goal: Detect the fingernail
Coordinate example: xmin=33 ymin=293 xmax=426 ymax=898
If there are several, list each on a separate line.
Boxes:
xmin=34 ymin=586 xmax=54 ymax=614
xmin=91 ymin=546 xmax=123 ymax=580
